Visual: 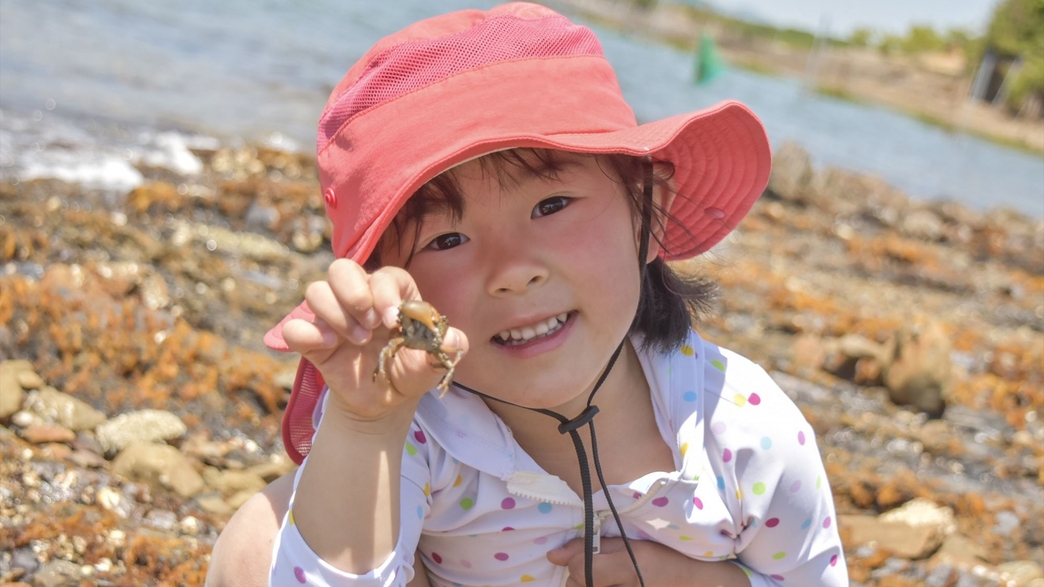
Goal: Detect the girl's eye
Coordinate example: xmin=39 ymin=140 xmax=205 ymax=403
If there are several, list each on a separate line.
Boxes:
xmin=532 ymin=196 xmax=572 ymax=218
xmin=426 ymin=232 xmax=468 ymax=251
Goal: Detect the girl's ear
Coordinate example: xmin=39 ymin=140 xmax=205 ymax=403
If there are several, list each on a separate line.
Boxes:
xmin=643 ymin=169 xmax=675 ymax=264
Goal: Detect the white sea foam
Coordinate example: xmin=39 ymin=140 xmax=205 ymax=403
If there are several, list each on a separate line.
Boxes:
xmin=19 ymin=149 xmax=144 ymax=192
xmin=132 ymin=132 xmax=204 ymax=176
xmin=0 ymin=108 xmax=217 ymax=193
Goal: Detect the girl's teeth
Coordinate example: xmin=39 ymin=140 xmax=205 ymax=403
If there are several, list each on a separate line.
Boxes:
xmin=496 ymin=313 xmax=569 ymax=344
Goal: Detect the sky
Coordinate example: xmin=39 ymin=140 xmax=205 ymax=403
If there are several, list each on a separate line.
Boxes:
xmin=699 ymin=0 xmax=1001 ymax=36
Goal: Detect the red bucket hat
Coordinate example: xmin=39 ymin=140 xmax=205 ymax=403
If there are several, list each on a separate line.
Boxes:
xmin=266 ymin=2 xmax=771 ymax=464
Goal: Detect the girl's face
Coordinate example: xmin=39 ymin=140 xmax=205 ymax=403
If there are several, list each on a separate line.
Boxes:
xmin=381 ymin=152 xmax=645 ymax=409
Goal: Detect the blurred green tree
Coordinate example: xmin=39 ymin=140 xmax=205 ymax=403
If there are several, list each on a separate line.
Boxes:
xmin=849 ymin=27 xmax=873 ymax=48
xmin=901 ymin=25 xmax=945 ymax=54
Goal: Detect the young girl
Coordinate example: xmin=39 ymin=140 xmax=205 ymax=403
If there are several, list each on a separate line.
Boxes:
xmin=207 ymin=4 xmax=846 ymax=587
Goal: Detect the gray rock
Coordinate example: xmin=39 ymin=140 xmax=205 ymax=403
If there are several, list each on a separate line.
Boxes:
xmin=111 ymin=442 xmax=205 ymax=498
xmin=22 ymin=387 xmax=106 ymax=431
xmin=902 ymin=209 xmax=945 ymax=241
xmin=31 ymin=558 xmax=81 ymax=587
xmin=144 ymin=508 xmax=179 ymax=532
xmin=96 ymin=409 xmax=187 ymax=453
xmin=11 ymin=546 xmax=39 ymax=574
xmin=993 ymin=510 xmax=1020 ymax=536
xmin=883 ymin=322 xmax=952 ymax=417
xmin=926 ymin=564 xmax=956 ymax=587
xmin=768 ymin=142 xmax=814 ymax=203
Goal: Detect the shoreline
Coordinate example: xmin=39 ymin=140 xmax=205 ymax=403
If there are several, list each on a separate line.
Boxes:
xmin=542 ymin=0 xmax=1044 ymax=156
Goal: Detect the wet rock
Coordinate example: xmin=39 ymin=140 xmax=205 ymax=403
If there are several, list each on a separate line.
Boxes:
xmin=882 ymin=322 xmax=952 ymax=416
xmin=928 ymin=534 xmax=989 ymax=570
xmin=10 ymin=547 xmax=39 ymax=575
xmin=993 ymin=510 xmax=1020 ymax=536
xmin=139 ymin=273 xmax=171 ymax=310
xmin=996 ymin=561 xmax=1044 ymax=587
xmin=902 ymin=209 xmax=945 ymax=241
xmin=840 ymin=498 xmax=954 ymax=559
xmin=768 ymin=142 xmax=814 ymax=203
xmin=19 ymin=423 xmax=76 ymax=444
xmin=244 ymin=202 xmax=281 ymax=232
xmin=194 ymin=492 xmax=234 ymax=515
xmin=111 ymin=442 xmax=205 ymax=498
xmin=21 ymin=388 xmax=106 ymax=431
xmin=95 ymin=409 xmax=187 ymax=453
xmin=881 ymin=498 xmax=956 ymax=531
xmin=30 ymin=559 xmax=81 ymax=587
xmin=144 ymin=508 xmax=179 ymax=532
xmin=0 ymin=359 xmax=33 ymax=419
xmin=246 ymin=454 xmax=296 ymax=482
xmin=16 ymin=370 xmax=44 ymax=391
xmin=202 ymin=467 xmax=266 ymax=499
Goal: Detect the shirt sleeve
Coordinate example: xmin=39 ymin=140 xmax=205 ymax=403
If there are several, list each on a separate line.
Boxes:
xmin=711 ymin=351 xmax=848 ymax=587
xmin=269 ymin=418 xmax=433 ymax=586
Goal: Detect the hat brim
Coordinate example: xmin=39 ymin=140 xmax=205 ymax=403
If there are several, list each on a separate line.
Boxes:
xmin=264 ymin=100 xmax=769 ymax=352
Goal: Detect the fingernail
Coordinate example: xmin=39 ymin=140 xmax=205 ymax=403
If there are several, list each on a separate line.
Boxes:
xmin=350 ymin=325 xmax=371 ymax=344
xmin=383 ymin=307 xmax=399 ymax=329
xmin=362 ymin=309 xmax=380 ymax=329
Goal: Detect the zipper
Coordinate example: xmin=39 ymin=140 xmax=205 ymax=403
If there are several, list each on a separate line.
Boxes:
xmin=505 ymin=471 xmax=584 ymax=507
xmin=592 ymin=478 xmax=670 ymax=553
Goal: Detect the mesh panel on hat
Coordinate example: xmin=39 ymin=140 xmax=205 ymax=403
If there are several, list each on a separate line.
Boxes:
xmin=317 ymin=13 xmax=603 ymax=151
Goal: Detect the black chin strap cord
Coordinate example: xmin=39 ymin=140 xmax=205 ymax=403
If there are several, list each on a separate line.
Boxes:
xmin=452 ymin=160 xmax=655 ymax=587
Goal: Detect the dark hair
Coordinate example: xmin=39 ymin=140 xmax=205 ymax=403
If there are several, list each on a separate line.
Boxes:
xmin=366 ymin=148 xmax=717 ymax=353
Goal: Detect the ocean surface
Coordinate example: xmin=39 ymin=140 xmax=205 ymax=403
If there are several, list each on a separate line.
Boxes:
xmin=1 ymin=0 xmax=1042 ymax=216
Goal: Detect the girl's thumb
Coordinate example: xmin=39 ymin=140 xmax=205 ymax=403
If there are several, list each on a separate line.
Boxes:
xmin=442 ymin=327 xmax=468 ymax=354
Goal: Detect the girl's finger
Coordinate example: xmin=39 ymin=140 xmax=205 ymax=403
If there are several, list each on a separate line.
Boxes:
xmin=281 ymin=316 xmax=339 ymax=360
xmin=327 ymin=258 xmax=381 ymax=330
xmin=367 ymin=266 xmax=422 ymax=328
xmin=304 ymin=279 xmax=371 ymax=345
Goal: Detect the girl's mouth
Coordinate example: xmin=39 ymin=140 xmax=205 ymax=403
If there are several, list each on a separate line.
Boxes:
xmin=493 ymin=312 xmax=572 ymax=346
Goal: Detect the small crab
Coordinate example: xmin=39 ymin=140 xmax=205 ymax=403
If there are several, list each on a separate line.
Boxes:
xmin=373 ymin=299 xmax=463 ymax=396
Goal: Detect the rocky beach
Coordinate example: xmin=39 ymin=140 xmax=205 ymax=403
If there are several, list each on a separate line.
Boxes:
xmin=0 ymin=138 xmax=1041 ymax=586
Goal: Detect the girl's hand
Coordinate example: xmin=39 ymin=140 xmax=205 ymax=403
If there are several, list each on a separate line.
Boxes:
xmin=280 ymin=259 xmax=468 ymax=424
xmin=547 ymin=538 xmax=751 ymax=587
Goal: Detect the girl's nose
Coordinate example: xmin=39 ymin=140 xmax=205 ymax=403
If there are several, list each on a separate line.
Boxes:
xmin=485 ymin=243 xmax=549 ymax=296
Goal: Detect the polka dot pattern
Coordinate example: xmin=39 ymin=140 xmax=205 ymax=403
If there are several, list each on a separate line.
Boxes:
xmin=270 ymin=332 xmax=844 ymax=587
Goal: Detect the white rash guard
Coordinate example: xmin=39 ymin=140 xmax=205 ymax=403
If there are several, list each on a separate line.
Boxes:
xmin=270 ymin=330 xmax=848 ymax=587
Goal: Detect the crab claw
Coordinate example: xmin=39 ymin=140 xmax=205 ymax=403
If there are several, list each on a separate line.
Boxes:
xmin=399 ymin=299 xmax=440 ymax=331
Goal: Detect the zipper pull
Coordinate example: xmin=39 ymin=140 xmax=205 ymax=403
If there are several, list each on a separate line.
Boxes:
xmin=591 ymin=516 xmax=602 ymax=554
